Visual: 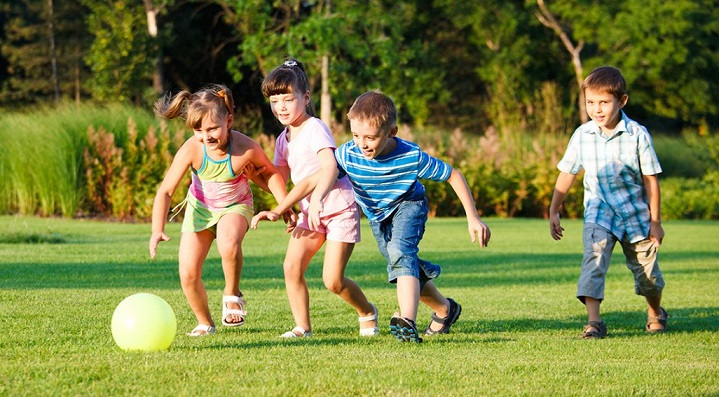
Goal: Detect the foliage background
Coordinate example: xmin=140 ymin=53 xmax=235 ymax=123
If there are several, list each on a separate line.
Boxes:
xmin=0 ymin=1 xmax=718 ymax=220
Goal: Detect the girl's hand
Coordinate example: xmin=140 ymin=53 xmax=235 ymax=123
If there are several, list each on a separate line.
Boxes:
xmin=251 ymin=211 xmax=280 ymax=229
xmin=149 ymin=232 xmax=170 ymax=259
xmin=243 ymin=162 xmax=266 ymax=179
xmin=282 ymin=209 xmax=297 ymax=225
xmin=281 ymin=209 xmax=297 ymax=234
xmin=308 ymin=199 xmax=323 ymax=231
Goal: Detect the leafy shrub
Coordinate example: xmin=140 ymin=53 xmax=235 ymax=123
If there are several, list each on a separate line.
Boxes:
xmin=662 ymin=171 xmax=719 ymax=220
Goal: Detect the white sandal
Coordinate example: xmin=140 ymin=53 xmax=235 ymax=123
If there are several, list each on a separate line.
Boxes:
xmin=279 ymin=326 xmax=312 ymax=338
xmin=358 ymin=303 xmax=380 ymax=336
xmin=187 ymin=324 xmax=216 ymax=337
xmin=222 ymin=295 xmax=247 ymax=327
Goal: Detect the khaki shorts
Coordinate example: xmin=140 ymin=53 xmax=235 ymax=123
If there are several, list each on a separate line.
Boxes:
xmin=577 ymin=223 xmax=665 ymax=302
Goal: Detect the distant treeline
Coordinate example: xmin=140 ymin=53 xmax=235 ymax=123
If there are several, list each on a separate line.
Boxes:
xmin=1 ymin=0 xmax=718 ymax=134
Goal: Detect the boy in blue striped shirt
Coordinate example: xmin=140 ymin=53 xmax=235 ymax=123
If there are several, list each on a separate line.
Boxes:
xmin=549 ymin=66 xmax=668 ymax=339
xmin=255 ymin=90 xmax=491 ymax=342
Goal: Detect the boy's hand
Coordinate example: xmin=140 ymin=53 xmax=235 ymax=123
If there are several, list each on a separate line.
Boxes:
xmin=549 ymin=213 xmax=564 ymax=240
xmin=468 ymin=217 xmax=491 ymax=248
xmin=649 ymin=221 xmax=664 ymax=246
xmin=149 ymin=232 xmax=170 ymax=259
xmin=251 ymin=211 xmax=280 ymax=229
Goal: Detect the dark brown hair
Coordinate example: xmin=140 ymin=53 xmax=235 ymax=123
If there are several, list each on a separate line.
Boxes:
xmin=582 ymin=66 xmax=627 ymax=99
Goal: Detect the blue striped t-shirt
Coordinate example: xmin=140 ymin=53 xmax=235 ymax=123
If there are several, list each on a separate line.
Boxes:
xmin=335 ymin=137 xmax=452 ymax=222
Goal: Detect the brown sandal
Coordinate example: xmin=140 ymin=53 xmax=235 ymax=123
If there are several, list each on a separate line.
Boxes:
xmin=646 ymin=307 xmax=670 ymax=333
xmin=581 ymin=321 xmax=607 ymax=339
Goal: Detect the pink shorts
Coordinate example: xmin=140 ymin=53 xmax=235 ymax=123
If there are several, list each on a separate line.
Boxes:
xmin=295 ymin=204 xmax=361 ymax=243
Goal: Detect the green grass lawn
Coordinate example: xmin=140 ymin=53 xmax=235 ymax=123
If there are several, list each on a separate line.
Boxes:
xmin=1 ymin=215 xmax=717 ymax=396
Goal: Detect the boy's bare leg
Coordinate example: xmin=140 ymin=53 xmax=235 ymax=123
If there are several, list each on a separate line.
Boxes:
xmin=585 ymin=297 xmax=602 ymax=323
xmin=646 ymin=293 xmax=666 ymax=331
xmin=396 ymin=275 xmax=420 ymax=322
xmin=419 ymin=281 xmax=450 ymax=332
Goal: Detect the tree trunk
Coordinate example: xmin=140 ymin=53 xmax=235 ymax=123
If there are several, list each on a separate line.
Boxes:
xmin=535 ymin=0 xmax=587 ymax=123
xmin=143 ymin=0 xmax=163 ymax=94
xmin=320 ymin=0 xmax=332 ymax=129
xmin=47 ymin=0 xmax=60 ymax=101
xmin=321 ymin=55 xmax=331 ymax=128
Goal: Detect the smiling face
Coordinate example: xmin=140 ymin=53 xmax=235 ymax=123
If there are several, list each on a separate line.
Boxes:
xmin=193 ymin=111 xmax=232 ymax=153
xmin=268 ymin=90 xmax=310 ymax=128
xmin=350 ymin=118 xmax=397 ymax=160
xmin=585 ymin=88 xmax=628 ymax=134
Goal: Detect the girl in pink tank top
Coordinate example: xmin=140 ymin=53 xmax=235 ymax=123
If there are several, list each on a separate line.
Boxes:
xmin=149 ymin=84 xmax=288 ymax=337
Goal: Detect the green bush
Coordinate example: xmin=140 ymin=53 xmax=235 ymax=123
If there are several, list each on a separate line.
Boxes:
xmin=662 ymin=171 xmax=719 ymax=220
xmin=1 ymin=104 xmax=718 ymax=220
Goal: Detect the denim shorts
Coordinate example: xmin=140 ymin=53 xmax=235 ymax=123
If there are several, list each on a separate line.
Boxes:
xmin=577 ymin=223 xmax=665 ymax=302
xmin=369 ymin=198 xmax=441 ymax=289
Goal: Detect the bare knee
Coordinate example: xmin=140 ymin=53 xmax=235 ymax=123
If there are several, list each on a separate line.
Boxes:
xmin=179 ymin=265 xmax=202 ymax=288
xmin=323 ymin=276 xmax=345 ymax=295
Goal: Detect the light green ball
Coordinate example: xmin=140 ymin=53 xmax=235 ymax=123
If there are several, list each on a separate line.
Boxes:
xmin=111 ymin=293 xmax=177 ymax=351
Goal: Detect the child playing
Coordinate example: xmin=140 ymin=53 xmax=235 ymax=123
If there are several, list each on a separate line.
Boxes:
xmin=251 ymin=59 xmax=378 ymax=338
xmin=149 ymin=84 xmax=288 ymax=337
xmin=256 ymin=90 xmax=491 ymax=343
xmin=548 ymin=66 xmax=668 ymax=339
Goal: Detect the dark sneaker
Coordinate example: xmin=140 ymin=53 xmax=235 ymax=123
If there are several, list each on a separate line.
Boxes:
xmin=390 ymin=316 xmax=423 ymax=343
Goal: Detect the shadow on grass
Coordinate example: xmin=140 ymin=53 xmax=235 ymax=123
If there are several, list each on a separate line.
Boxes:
xmin=2 ymin=249 xmax=718 ymax=290
xmin=460 ymin=306 xmax=719 ymax=337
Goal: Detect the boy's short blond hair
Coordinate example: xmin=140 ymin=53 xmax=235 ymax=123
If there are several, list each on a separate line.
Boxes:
xmin=582 ymin=66 xmax=627 ymax=100
xmin=347 ymin=90 xmax=397 ymax=133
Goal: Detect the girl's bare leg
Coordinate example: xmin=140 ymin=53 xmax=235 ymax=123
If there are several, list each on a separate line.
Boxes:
xmin=178 ymin=230 xmax=214 ymax=327
xmin=322 ymin=240 xmax=376 ymax=330
xmin=283 ymin=228 xmax=324 ymax=333
xmin=215 ymin=213 xmax=249 ymax=324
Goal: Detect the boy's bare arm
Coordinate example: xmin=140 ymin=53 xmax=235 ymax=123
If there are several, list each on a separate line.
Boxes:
xmin=446 ymin=168 xmax=491 ymax=247
xmin=548 ymin=171 xmax=576 ymax=241
xmin=642 ymin=174 xmax=664 ymax=245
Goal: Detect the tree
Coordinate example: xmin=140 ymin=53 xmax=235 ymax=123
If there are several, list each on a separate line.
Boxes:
xmin=83 ymin=0 xmax=155 ymax=104
xmin=220 ymin=0 xmax=450 ymax=129
xmin=0 ymin=0 xmax=91 ymax=105
xmin=534 ymin=0 xmax=587 ymax=123
xmin=142 ymin=0 xmax=176 ymax=94
xmin=604 ymin=0 xmax=719 ymax=123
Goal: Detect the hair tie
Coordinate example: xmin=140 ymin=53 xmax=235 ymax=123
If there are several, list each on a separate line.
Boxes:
xmin=216 ymin=89 xmax=226 ymax=99
xmin=283 ymin=60 xmax=297 ymax=67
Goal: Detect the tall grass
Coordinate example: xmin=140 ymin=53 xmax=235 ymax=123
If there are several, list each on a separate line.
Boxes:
xmin=1 ymin=101 xmax=718 ymax=220
xmin=0 ymin=102 xmax=165 ymax=216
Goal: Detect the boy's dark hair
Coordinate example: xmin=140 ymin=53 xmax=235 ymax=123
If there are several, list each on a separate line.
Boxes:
xmin=347 ymin=90 xmax=397 ymax=133
xmin=582 ymin=66 xmax=627 ymax=99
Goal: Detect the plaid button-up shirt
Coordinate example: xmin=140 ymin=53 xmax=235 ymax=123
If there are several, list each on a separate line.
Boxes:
xmin=557 ymin=112 xmax=662 ymax=243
